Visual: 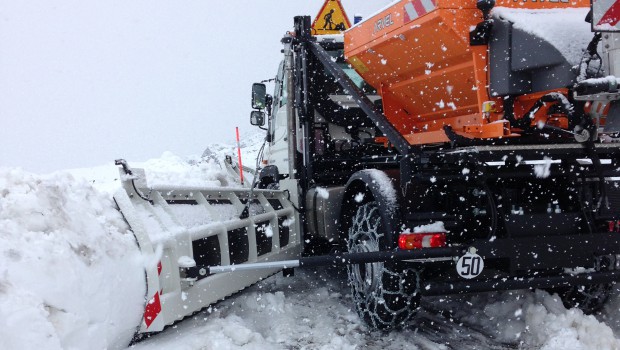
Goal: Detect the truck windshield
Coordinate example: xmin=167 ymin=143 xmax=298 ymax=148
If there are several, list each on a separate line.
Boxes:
xmin=341 ymin=65 xmax=370 ymax=92
xmin=328 ymin=49 xmax=376 ymax=94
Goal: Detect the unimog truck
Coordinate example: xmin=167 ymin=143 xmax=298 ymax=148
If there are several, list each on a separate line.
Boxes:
xmin=113 ymin=0 xmax=620 ymax=336
xmin=247 ymin=0 xmax=620 ymax=329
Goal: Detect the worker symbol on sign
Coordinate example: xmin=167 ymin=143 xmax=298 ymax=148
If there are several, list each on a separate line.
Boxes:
xmin=324 ymin=9 xmax=346 ymax=31
xmin=323 ymin=9 xmax=335 ymax=30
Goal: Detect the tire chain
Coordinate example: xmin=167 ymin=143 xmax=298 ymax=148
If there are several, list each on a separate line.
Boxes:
xmin=347 ymin=202 xmax=421 ymax=330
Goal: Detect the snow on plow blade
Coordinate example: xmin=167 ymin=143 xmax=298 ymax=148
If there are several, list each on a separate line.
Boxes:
xmin=112 ymin=160 xmax=300 ymax=333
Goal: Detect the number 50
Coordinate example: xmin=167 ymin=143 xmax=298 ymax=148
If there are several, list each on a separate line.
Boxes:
xmin=456 ymin=253 xmax=484 ymax=279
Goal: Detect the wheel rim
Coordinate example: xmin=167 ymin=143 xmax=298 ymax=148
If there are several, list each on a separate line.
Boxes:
xmin=349 ymin=236 xmax=382 ymax=295
xmin=348 ymin=203 xmax=384 ymax=299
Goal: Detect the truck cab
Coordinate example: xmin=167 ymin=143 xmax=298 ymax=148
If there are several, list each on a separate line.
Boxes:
xmin=257 ymin=33 xmax=382 ymax=188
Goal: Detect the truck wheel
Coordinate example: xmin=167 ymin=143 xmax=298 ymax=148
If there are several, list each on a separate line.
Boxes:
xmin=347 ymin=201 xmax=420 ymax=330
xmin=554 ymin=256 xmax=614 ymax=314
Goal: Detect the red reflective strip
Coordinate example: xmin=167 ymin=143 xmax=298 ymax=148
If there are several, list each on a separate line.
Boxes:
xmin=404 ymin=2 xmax=418 ymax=23
xmin=598 ymin=1 xmax=620 ymax=27
xmin=412 ymin=0 xmax=427 ymax=17
xmin=420 ymin=0 xmax=435 ymax=12
xmin=157 ymin=261 xmax=162 ymax=275
xmin=144 ymin=292 xmax=161 ymax=328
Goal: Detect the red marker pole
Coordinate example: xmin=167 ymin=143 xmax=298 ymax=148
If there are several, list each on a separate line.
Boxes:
xmin=236 ymin=127 xmax=244 ymax=185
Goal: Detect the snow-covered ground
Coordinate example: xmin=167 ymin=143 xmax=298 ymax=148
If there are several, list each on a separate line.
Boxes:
xmin=2 ymin=133 xmax=620 ymax=349
xmin=130 ymin=268 xmax=620 ymax=350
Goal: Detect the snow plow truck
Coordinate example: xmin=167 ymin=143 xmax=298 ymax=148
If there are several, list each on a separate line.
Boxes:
xmin=115 ymin=0 xmax=620 ymax=336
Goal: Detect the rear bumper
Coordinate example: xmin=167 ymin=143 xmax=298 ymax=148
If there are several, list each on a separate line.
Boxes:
xmin=418 ymin=232 xmax=620 ymax=295
xmin=472 ymin=232 xmax=620 ymax=271
xmin=421 ymin=270 xmax=620 ymax=296
xmin=298 ymin=232 xmax=620 ymax=295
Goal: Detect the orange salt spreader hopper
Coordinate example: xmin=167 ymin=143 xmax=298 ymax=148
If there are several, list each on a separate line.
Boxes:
xmin=344 ymin=0 xmax=591 ymax=145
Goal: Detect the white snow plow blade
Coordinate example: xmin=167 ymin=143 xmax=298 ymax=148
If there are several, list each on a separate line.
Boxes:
xmin=112 ymin=161 xmax=300 ymax=334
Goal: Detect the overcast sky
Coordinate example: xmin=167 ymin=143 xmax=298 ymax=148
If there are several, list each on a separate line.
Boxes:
xmin=0 ymin=1 xmax=391 ymax=173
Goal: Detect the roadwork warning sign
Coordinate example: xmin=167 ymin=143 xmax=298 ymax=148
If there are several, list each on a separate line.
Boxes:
xmin=311 ymin=0 xmax=352 ymax=35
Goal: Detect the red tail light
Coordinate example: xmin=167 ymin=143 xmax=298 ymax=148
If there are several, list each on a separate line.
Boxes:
xmin=609 ymin=221 xmax=620 ymax=233
xmin=398 ymin=232 xmax=447 ymax=250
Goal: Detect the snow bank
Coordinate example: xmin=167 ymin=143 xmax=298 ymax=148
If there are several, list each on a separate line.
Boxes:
xmin=69 ymin=150 xmax=249 ymax=193
xmin=139 ymin=151 xmax=234 ymax=188
xmin=442 ymin=289 xmax=620 ymax=350
xmin=0 ymin=168 xmax=145 ymax=349
xmin=0 ymin=131 xmax=263 ymax=350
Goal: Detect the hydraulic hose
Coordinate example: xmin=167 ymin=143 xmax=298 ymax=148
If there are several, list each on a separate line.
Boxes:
xmin=519 ymin=92 xmax=576 ymax=130
xmin=114 ymin=159 xmax=153 ymax=204
xmin=516 ymin=92 xmax=594 ymax=139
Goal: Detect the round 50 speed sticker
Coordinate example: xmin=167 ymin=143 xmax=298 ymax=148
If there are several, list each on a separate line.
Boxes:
xmin=456 ymin=251 xmax=484 ymax=279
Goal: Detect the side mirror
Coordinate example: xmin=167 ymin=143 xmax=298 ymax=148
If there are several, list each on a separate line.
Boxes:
xmin=250 ymin=110 xmax=265 ymax=127
xmin=252 ymin=83 xmax=267 ymax=109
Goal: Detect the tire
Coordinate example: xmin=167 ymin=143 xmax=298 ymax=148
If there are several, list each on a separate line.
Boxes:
xmin=554 ymin=256 xmax=615 ymax=314
xmin=347 ymin=202 xmax=420 ymax=330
